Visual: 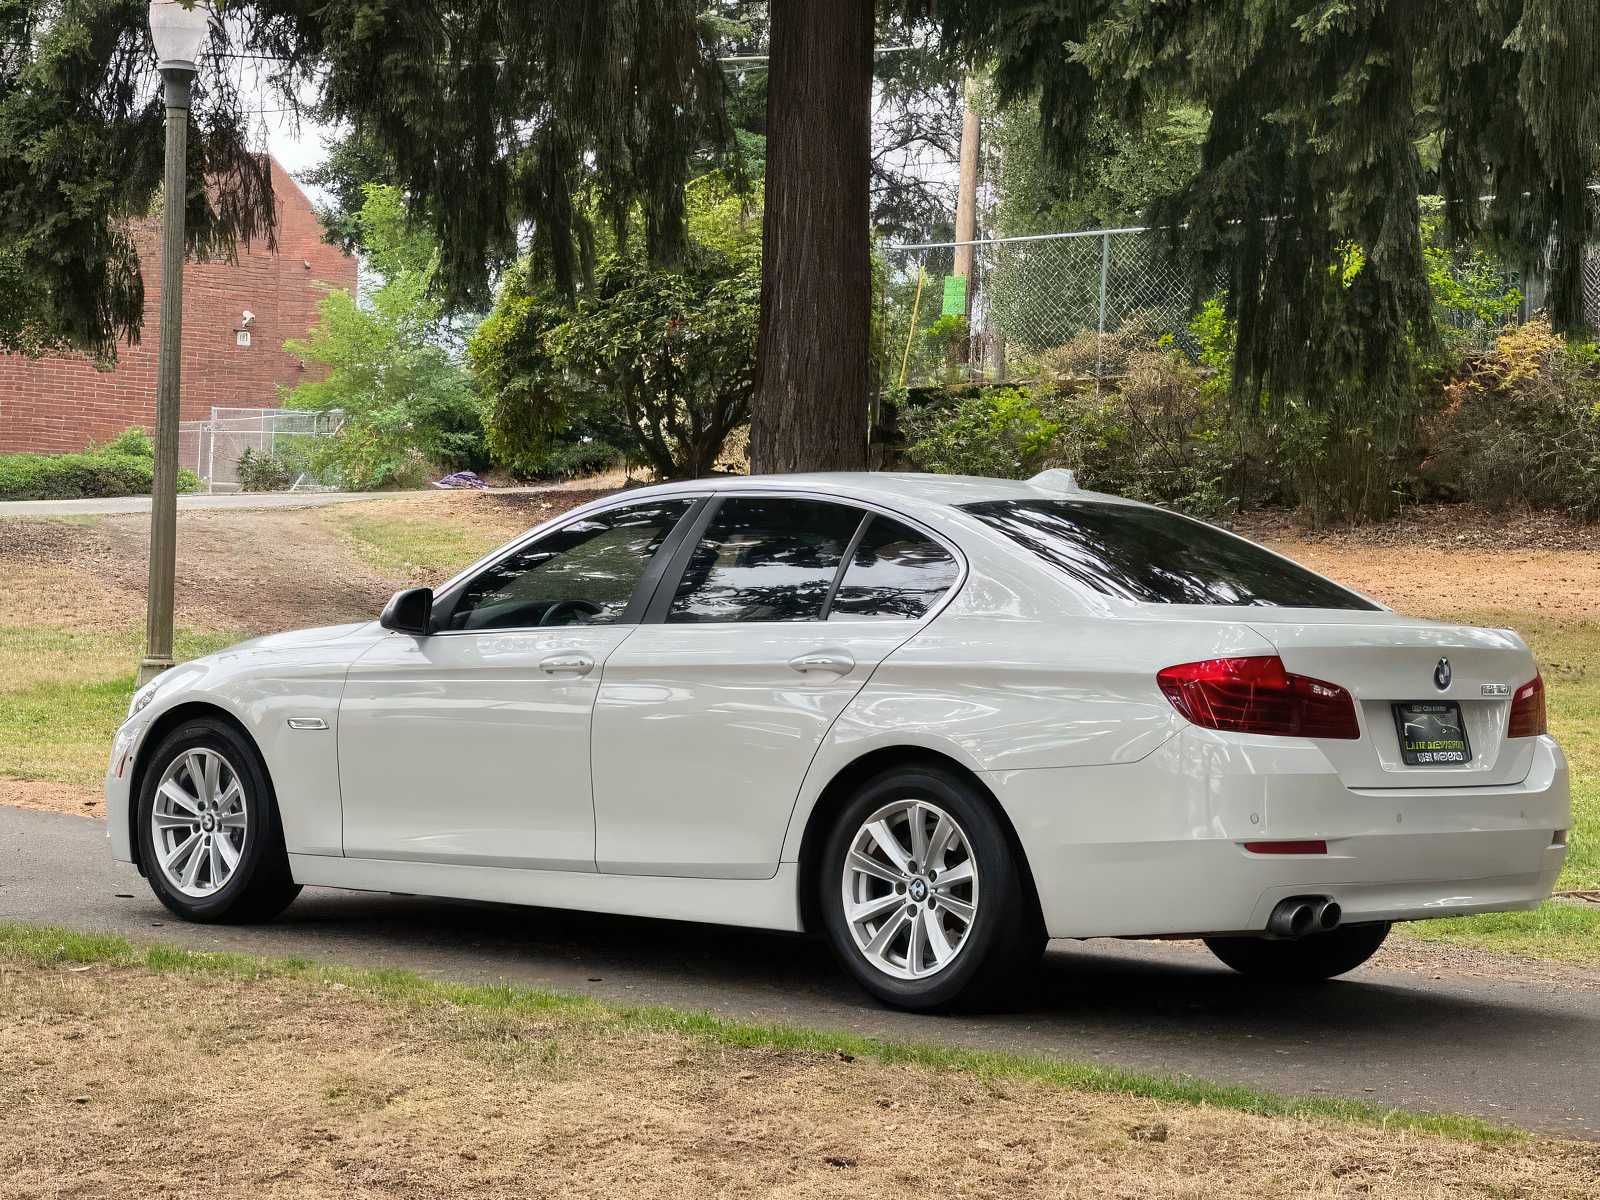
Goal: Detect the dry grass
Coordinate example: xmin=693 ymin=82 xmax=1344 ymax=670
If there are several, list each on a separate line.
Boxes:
xmin=3 ymin=952 xmax=1597 ymax=1199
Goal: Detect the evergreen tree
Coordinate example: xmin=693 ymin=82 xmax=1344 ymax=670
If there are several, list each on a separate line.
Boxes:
xmin=930 ymin=1 xmax=1600 ymax=514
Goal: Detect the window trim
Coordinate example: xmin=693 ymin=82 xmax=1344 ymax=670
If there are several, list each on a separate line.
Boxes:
xmin=426 ymin=494 xmax=710 ymax=635
xmin=639 ymin=489 xmax=968 ymax=628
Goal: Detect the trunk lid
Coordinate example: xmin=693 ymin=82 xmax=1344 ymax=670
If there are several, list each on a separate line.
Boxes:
xmin=1245 ymin=613 xmax=1539 ymax=788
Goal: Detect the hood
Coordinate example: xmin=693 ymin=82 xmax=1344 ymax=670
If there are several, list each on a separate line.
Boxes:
xmin=215 ymin=621 xmax=380 ymax=658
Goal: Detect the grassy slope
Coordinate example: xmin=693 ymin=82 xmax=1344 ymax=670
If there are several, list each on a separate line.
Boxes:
xmin=0 ymin=627 xmax=243 ymax=784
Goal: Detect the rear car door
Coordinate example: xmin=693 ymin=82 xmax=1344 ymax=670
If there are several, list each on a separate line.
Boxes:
xmin=590 ymin=495 xmax=962 ymax=878
xmin=337 ymin=497 xmax=697 ymax=869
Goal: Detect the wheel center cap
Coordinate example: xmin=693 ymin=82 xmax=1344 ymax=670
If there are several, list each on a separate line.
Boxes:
xmin=908 ymin=878 xmax=928 ymax=902
xmin=201 ymin=814 xmax=216 ymax=832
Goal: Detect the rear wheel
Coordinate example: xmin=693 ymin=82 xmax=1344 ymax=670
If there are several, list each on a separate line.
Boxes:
xmin=1204 ymin=923 xmax=1391 ymax=982
xmin=137 ymin=718 xmax=300 ymax=924
xmin=819 ymin=765 xmax=1043 ymax=1011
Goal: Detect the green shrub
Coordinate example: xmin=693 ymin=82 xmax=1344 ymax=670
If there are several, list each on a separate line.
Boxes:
xmin=235 ymin=447 xmax=297 ymax=492
xmin=900 ymin=385 xmax=1064 ymax=479
xmin=1427 ymin=320 xmax=1600 ymax=518
xmin=0 ymin=427 xmax=199 ymax=501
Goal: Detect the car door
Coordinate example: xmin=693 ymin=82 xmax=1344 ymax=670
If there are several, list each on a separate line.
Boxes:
xmin=337 ymin=496 xmax=699 ymax=869
xmin=591 ymin=494 xmax=963 ymax=878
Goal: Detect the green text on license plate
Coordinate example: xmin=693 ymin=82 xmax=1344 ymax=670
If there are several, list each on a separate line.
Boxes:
xmin=1392 ymin=701 xmax=1471 ymax=766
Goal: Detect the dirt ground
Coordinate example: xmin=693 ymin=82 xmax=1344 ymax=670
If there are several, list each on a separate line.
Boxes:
xmin=1235 ymin=506 xmax=1600 ymax=622
xmin=2 ymin=958 xmax=1596 ymax=1199
xmin=0 ymin=489 xmax=613 ymax=633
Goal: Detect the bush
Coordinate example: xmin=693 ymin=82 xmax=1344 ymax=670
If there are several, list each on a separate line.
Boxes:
xmin=1426 ymin=320 xmax=1600 ymax=518
xmin=235 ymin=447 xmax=298 ymax=492
xmin=900 ymin=342 xmax=1241 ymax=519
xmin=0 ymin=427 xmax=200 ymax=501
xmin=900 ymin=385 xmax=1064 ymax=479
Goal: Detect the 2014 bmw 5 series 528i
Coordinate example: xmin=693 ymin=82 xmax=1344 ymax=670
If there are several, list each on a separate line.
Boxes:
xmin=105 ymin=471 xmax=1569 ymax=1010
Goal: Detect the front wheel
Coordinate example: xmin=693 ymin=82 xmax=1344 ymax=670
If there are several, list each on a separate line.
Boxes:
xmin=819 ymin=765 xmax=1044 ymax=1012
xmin=136 ymin=718 xmax=301 ymax=924
xmin=1204 ymin=922 xmax=1391 ymax=982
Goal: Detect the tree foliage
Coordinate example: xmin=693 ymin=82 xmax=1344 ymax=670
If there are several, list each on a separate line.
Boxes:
xmin=990 ymin=100 xmax=1206 ymax=235
xmin=929 ymin=0 xmax=1600 ymax=514
xmin=0 ymin=0 xmax=274 ymax=359
xmin=471 ymin=244 xmax=759 ymax=480
xmin=285 ymin=184 xmax=484 ymax=489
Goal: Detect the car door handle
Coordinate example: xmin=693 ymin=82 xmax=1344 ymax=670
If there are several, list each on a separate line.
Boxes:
xmin=788 ymin=652 xmax=855 ymax=675
xmin=539 ymin=653 xmax=595 ymax=677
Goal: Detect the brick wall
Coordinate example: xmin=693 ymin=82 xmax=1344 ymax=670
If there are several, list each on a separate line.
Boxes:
xmin=0 ymin=158 xmax=356 ymax=454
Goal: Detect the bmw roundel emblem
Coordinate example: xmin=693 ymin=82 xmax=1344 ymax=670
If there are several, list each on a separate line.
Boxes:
xmin=1434 ymin=657 xmax=1452 ymax=691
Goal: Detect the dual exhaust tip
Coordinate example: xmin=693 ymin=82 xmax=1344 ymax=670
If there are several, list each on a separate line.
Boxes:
xmin=1267 ymin=896 xmax=1342 ymax=939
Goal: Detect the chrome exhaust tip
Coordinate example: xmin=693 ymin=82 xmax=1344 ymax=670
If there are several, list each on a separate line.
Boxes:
xmin=1267 ymin=898 xmax=1318 ymax=938
xmin=1315 ymin=899 xmax=1343 ymax=931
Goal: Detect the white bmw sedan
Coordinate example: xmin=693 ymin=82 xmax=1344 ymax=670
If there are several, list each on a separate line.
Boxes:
xmin=105 ymin=472 xmax=1569 ymax=1010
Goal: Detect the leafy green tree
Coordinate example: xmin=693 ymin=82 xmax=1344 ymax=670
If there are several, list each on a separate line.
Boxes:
xmin=285 ymin=185 xmax=484 ymax=489
xmin=471 ymin=244 xmax=759 ymax=480
xmin=931 ymin=0 xmax=1600 ymax=518
xmin=991 ymin=102 xmax=1207 ymax=236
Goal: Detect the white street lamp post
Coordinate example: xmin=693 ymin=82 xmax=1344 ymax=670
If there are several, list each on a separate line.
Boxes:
xmin=139 ymin=1 xmax=211 ymax=685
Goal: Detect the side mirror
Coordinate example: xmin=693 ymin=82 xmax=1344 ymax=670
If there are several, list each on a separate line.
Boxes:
xmin=380 ymin=587 xmax=434 ymax=635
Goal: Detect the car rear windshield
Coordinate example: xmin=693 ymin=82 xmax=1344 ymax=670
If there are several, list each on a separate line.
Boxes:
xmin=962 ymin=499 xmax=1378 ymax=609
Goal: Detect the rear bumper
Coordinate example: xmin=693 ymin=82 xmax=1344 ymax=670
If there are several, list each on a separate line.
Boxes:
xmin=989 ymin=731 xmax=1569 ymax=939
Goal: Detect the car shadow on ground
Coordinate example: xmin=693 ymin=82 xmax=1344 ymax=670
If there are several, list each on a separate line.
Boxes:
xmin=237 ymin=887 xmax=1582 ymax=1056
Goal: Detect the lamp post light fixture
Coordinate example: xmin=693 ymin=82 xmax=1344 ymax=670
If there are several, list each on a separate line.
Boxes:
xmin=138 ymin=1 xmax=212 ymax=685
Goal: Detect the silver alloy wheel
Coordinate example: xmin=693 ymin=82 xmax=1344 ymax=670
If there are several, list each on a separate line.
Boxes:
xmin=841 ymin=798 xmax=980 ymax=981
xmin=150 ymin=748 xmax=249 ymax=899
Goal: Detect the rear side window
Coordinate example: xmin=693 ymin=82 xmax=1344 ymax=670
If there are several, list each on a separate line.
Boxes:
xmin=829 ymin=516 xmax=960 ymax=620
xmin=963 ymin=499 xmax=1377 ymax=609
xmin=668 ymin=497 xmax=863 ymax=623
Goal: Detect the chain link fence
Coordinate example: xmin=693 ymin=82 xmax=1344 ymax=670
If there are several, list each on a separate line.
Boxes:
xmin=883 ymin=225 xmax=1600 ymax=390
xmin=178 ymin=407 xmax=343 ymax=493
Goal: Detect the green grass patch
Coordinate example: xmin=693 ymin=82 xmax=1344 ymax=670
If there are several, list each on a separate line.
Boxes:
xmin=1396 ymin=901 xmax=1600 ymax=966
xmin=0 ymin=627 xmax=244 ymax=785
xmin=323 ymin=509 xmax=507 ymax=580
xmin=0 ymin=920 xmax=1521 ymax=1145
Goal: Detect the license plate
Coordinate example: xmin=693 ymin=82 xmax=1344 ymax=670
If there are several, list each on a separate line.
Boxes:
xmin=1392 ymin=701 xmax=1471 ymax=766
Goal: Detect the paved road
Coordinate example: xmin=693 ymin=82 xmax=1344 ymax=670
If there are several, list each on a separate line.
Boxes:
xmin=0 ymin=486 xmax=556 ymax=519
xmin=3 ymin=805 xmax=1595 ymax=1139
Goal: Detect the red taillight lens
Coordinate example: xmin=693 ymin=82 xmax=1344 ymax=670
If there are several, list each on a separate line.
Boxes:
xmin=1157 ymin=655 xmax=1360 ymax=739
xmin=1507 ymin=672 xmax=1546 ymax=738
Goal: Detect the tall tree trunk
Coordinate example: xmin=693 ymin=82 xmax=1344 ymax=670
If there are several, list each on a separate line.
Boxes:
xmin=750 ymin=0 xmax=874 ymax=474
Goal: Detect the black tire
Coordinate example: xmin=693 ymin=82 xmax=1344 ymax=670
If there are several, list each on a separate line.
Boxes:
xmin=819 ymin=764 xmax=1044 ymax=1012
xmin=1204 ymin=922 xmax=1391 ymax=982
xmin=136 ymin=717 xmax=301 ymax=924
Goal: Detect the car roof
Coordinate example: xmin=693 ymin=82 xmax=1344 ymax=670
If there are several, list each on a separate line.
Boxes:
xmin=617 ymin=471 xmax=1144 ymax=512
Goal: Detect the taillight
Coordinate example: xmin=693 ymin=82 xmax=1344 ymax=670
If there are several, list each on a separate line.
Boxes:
xmin=1157 ymin=655 xmax=1360 ymax=739
xmin=1507 ymin=672 xmax=1546 ymax=737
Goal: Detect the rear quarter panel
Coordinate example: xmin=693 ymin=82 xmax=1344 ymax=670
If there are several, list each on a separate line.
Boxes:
xmin=778 ymin=599 xmax=1276 ymax=862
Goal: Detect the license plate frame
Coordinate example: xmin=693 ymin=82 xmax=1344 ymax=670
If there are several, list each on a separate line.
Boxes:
xmin=1392 ymin=701 xmax=1471 ymax=766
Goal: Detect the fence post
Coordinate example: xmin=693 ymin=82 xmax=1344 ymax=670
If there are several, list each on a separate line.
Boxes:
xmin=1096 ymin=231 xmax=1111 ymax=385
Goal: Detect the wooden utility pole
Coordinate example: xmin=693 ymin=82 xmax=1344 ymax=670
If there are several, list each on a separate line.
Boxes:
xmin=952 ymin=82 xmax=980 ymax=294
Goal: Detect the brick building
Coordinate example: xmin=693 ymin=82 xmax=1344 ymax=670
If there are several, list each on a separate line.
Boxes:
xmin=0 ymin=158 xmax=355 ymax=454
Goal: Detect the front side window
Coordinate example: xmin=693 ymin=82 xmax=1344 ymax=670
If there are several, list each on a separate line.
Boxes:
xmin=667 ymin=498 xmax=864 ymax=623
xmin=964 ymin=499 xmax=1377 ymax=609
xmin=447 ymin=499 xmax=692 ymax=630
xmin=829 ymin=516 xmax=960 ymax=620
